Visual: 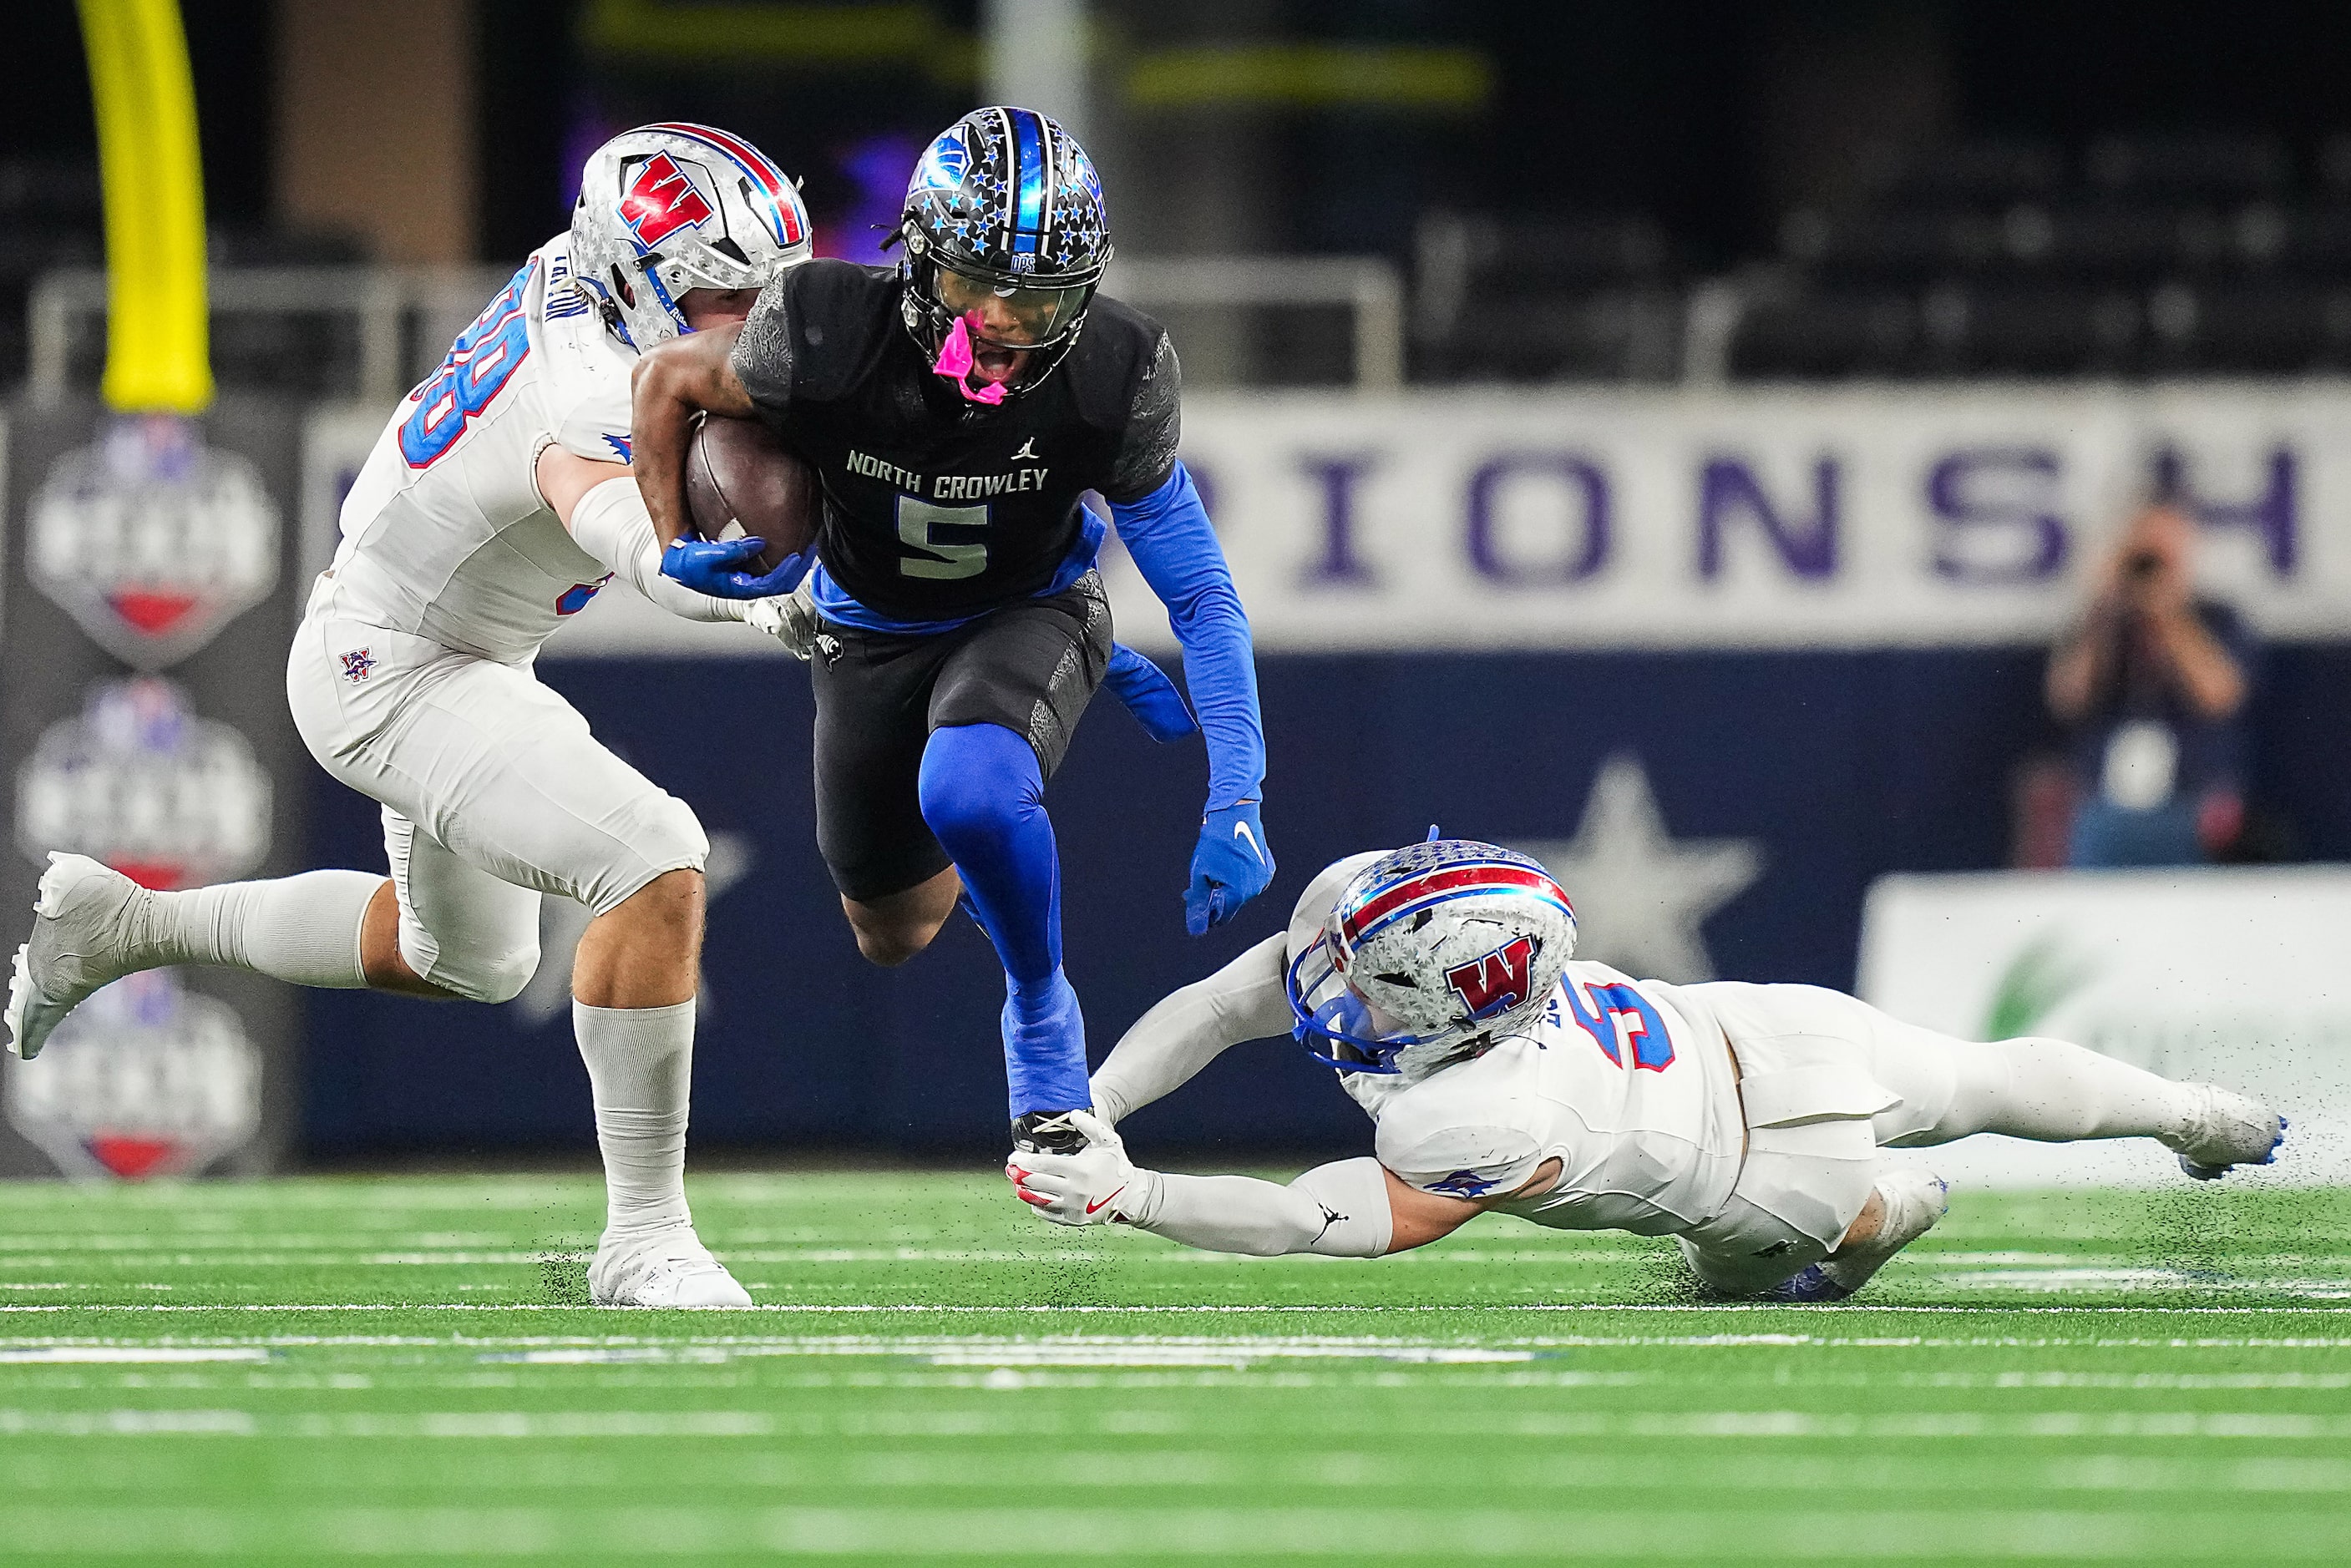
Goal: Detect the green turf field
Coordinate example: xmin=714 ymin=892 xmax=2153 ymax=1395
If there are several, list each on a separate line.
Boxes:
xmin=1 ymin=1173 xmax=2346 ymax=1564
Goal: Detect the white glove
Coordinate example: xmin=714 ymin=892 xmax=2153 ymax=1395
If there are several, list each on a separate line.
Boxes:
xmin=1006 ymin=1110 xmax=1158 ymax=1227
xmin=742 ymin=579 xmax=818 ymax=660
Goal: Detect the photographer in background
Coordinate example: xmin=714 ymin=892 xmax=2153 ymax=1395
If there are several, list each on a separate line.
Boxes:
xmin=2046 ymin=494 xmax=2256 ymax=867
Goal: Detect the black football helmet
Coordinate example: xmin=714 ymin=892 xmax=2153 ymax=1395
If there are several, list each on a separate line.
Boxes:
xmin=897 ymin=106 xmax=1112 ymax=397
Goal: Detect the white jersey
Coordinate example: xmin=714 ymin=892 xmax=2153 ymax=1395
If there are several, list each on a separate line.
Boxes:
xmin=1286 ymin=857 xmax=1745 ymax=1237
xmin=325 ymin=235 xmax=633 ymax=664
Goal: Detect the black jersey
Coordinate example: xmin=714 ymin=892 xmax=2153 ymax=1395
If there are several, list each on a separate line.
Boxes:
xmin=728 ymin=260 xmax=1180 ymax=622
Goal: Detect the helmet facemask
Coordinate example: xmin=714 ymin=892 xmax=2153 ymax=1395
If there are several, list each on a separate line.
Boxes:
xmin=900 ymin=242 xmax=1100 ymax=402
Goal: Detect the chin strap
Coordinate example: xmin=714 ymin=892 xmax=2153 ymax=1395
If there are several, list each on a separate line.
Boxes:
xmin=931 ymin=312 xmax=1006 ymax=405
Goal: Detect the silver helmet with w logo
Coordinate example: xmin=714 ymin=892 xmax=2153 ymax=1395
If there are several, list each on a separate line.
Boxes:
xmin=569 ymin=123 xmax=812 ymax=351
xmin=1289 ymin=840 xmax=1578 ymax=1080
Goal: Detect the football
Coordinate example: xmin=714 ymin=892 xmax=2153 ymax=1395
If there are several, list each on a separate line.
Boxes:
xmin=682 ymin=413 xmax=821 ymax=574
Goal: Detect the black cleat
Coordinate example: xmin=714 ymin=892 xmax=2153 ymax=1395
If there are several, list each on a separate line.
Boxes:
xmin=1011 ymin=1110 xmax=1091 ymax=1156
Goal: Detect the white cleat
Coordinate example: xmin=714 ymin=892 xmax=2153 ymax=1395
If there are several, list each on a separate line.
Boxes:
xmin=588 ymin=1226 xmax=753 ymax=1308
xmin=2162 ymin=1085 xmax=2286 ymax=1181
xmin=6 ymin=853 xmax=158 ymax=1061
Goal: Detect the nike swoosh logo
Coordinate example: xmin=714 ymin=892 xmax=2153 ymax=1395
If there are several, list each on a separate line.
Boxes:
xmin=1085 ymin=1185 xmax=1127 ymax=1216
xmin=1234 ymin=822 xmax=1264 ymax=864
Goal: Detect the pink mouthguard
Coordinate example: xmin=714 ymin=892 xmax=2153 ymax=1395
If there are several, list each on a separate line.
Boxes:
xmin=931 ymin=313 xmax=1006 ymax=405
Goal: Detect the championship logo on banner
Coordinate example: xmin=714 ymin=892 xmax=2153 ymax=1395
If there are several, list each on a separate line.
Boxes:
xmin=13 ymin=676 xmax=271 ymax=891
xmin=28 ymin=414 xmax=280 ymax=670
xmin=4 ymin=969 xmax=263 ymax=1179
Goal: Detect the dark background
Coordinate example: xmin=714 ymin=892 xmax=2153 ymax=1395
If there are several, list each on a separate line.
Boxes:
xmin=8 ymin=3 xmax=2351 ymax=266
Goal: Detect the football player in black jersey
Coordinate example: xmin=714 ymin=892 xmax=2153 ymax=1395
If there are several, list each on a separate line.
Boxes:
xmin=631 ymin=108 xmax=1274 ymax=1156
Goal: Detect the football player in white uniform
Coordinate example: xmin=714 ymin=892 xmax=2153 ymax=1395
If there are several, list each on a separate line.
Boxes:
xmin=1009 ymin=839 xmax=2287 ymax=1300
xmin=6 ymin=124 xmax=816 ymax=1308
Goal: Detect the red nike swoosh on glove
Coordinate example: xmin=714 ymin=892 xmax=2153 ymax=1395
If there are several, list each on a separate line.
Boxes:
xmin=1084 ymin=1186 xmax=1127 ymax=1216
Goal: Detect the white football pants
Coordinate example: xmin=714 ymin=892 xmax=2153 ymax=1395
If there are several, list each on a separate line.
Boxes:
xmin=1671 ymin=982 xmax=2196 ymax=1297
xmin=286 ymin=579 xmax=707 ymax=1003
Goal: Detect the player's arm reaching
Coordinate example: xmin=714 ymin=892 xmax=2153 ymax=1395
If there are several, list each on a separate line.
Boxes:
xmin=1036 ymin=926 xmax=1559 ymax=1256
xmin=1086 ymin=932 xmax=1289 ymax=1124
xmin=535 ymin=445 xmax=805 ymax=645
xmin=1105 ymin=337 xmax=1275 ymax=935
xmin=1010 ymin=1110 xmax=1560 ymax=1257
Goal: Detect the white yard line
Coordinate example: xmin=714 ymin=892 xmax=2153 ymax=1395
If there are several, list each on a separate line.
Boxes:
xmin=0 ymin=1348 xmax=267 ymax=1363
xmin=2 ymin=1408 xmax=2348 ymax=1439
xmin=3 ymin=1300 xmax=2351 ymax=1316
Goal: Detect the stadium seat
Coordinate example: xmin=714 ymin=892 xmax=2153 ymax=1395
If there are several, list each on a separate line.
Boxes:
xmin=1877 ymin=137 xmax=2068 ymax=205
xmin=1936 ymin=284 xmax=2141 ymax=376
xmin=2264 ymin=205 xmax=2351 ymax=277
xmin=2011 ymin=205 xmax=2231 ymax=281
xmin=1415 ymin=210 xmax=1682 ymax=381
xmin=2142 ymin=282 xmax=2351 ymax=373
xmin=2084 ymin=132 xmax=2292 ymax=201
xmin=1436 ymin=287 xmax=1685 ymax=382
xmin=1778 ymin=207 xmax=2000 ymax=286
xmin=1727 ymin=293 xmax=1918 ymax=380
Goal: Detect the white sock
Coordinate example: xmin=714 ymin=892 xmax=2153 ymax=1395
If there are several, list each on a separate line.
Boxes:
xmin=1948 ymin=1038 xmax=2197 ymax=1144
xmin=144 ymin=870 xmax=377 ymax=989
xmin=573 ymin=999 xmax=696 ymax=1241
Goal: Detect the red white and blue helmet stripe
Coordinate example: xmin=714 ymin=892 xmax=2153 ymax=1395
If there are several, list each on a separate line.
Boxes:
xmin=644 ymin=120 xmax=808 ymax=249
xmin=1334 ymin=860 xmax=1574 ymax=958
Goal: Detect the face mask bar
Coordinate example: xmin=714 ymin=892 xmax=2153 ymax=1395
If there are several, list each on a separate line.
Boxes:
xmin=1285 ymin=934 xmax=1442 ymax=1075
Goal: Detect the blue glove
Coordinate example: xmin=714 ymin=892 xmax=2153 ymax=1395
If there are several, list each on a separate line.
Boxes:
xmin=1185 ymin=800 xmax=1274 ymax=936
xmin=660 ymin=535 xmax=808 ymax=599
xmin=1103 ymin=643 xmax=1199 ymax=743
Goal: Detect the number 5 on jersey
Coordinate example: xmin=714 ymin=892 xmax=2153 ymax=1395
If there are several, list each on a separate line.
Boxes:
xmin=898 ymin=497 xmax=990 ymax=579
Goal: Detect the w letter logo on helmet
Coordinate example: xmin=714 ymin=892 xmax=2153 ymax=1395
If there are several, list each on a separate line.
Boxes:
xmin=1444 ymin=935 xmax=1538 ymax=1021
xmin=619 ymin=153 xmax=715 ymax=247
xmin=570 ymin=124 xmax=812 ymax=351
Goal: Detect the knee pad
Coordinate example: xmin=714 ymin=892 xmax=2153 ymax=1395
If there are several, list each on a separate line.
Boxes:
xmin=400 ymin=918 xmax=542 ymax=1004
xmin=444 ymin=941 xmax=544 ymax=1004
xmin=918 ymin=724 xmax=1041 ymax=848
xmin=581 ymin=792 xmax=709 ymax=918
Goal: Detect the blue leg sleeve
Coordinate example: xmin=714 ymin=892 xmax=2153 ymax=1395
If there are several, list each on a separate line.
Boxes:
xmin=917 ymin=722 xmax=1091 ymax=1116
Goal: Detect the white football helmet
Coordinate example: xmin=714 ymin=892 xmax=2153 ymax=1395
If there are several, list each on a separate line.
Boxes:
xmin=1289 ymin=839 xmax=1577 ymax=1080
xmin=569 ymin=122 xmax=813 ymax=351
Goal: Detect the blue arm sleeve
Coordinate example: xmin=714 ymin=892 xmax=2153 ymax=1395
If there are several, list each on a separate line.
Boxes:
xmin=1109 ymin=462 xmax=1266 ymax=812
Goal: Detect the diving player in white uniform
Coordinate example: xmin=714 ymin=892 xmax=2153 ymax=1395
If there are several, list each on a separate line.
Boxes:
xmin=6 ymin=124 xmax=814 ymax=1308
xmin=1009 ymin=839 xmax=2288 ymax=1299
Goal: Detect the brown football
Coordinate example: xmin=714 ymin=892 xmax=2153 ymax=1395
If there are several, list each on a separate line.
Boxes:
xmin=682 ymin=414 xmax=821 ymax=573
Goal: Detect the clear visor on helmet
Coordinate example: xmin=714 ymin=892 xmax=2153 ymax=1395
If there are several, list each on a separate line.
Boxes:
xmin=933 ymin=262 xmax=1092 ymax=347
xmin=1285 ymin=936 xmax=1450 ymax=1075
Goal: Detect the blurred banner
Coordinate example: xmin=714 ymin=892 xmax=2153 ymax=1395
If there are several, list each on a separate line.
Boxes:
xmin=304 ymin=387 xmax=2351 ymax=657
xmin=1859 ymin=868 xmax=2351 ymax=1186
xmin=0 ymin=399 xmax=307 ymax=1177
xmin=1118 ymin=387 xmax=2341 ymax=651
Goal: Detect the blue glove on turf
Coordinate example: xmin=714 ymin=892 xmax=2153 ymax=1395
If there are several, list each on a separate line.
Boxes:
xmin=660 ymin=535 xmax=808 ymax=599
xmin=1103 ymin=643 xmax=1199 ymax=743
xmin=1186 ymin=800 xmax=1274 ymax=936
